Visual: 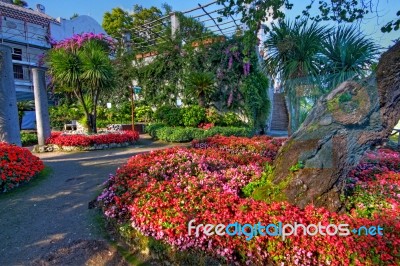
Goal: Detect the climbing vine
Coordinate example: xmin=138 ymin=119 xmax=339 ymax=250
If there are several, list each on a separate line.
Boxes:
xmin=131 ymin=18 xmax=270 ymax=131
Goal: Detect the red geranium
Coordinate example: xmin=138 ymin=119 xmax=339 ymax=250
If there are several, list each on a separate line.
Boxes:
xmin=0 ymin=143 xmax=45 ymax=192
xmin=46 ymin=131 xmax=139 ymax=147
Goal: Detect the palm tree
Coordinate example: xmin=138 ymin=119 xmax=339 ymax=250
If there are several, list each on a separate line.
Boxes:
xmin=264 ymin=19 xmax=329 ymax=134
xmin=80 ymin=40 xmax=115 ymax=131
xmin=184 ymin=72 xmax=216 ymax=107
xmin=48 ymin=39 xmax=115 ymax=133
xmin=321 ymin=26 xmax=379 ymax=91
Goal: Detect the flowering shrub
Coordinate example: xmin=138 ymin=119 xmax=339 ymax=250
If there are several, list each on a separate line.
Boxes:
xmin=46 ymin=131 xmax=139 ymax=147
xmin=99 ymin=137 xmax=400 ymax=265
xmin=0 ymin=143 xmax=45 ymax=192
xmin=347 ymin=148 xmax=400 ymax=184
xmin=198 ymin=123 xmax=214 ymax=130
xmin=52 ymin=32 xmax=115 ymax=50
xmin=345 ymin=149 xmax=400 ymax=219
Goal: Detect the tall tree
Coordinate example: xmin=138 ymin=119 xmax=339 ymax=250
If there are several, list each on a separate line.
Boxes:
xmin=102 ymin=8 xmax=133 ymax=55
xmin=47 ymin=35 xmax=115 ymax=133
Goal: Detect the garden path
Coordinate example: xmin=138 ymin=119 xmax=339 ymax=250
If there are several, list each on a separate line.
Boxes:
xmin=0 ymin=135 xmax=187 ymax=265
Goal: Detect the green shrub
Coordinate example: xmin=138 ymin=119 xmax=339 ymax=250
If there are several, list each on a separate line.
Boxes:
xmin=49 ymin=104 xmax=81 ymax=129
xmin=155 ymin=127 xmax=197 ymax=142
xmin=145 ymin=123 xmax=167 ymax=138
xmin=146 ymin=124 xmax=252 ymax=142
xmin=96 ymin=120 xmax=110 ymax=128
xmin=205 ymin=107 xmax=223 ymax=124
xmin=205 ymin=126 xmax=253 ymax=138
xmin=154 ymin=106 xmax=183 ymax=126
xmin=135 ymin=105 xmax=154 ymax=122
xmin=221 ymin=112 xmax=245 ymax=127
xmin=21 ymin=132 xmax=38 ymax=146
xmin=181 ymin=105 xmax=206 ymax=127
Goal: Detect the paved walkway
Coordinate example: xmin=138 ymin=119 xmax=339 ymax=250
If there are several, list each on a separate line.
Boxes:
xmin=0 ymin=135 xmax=186 ymax=265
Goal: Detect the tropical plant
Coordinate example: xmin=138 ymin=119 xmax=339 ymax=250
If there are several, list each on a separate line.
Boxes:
xmin=184 ymin=72 xmax=216 ymax=107
xmin=264 ymin=19 xmax=328 ymax=134
xmin=17 ymin=100 xmax=34 ymax=129
xmin=321 ymin=26 xmax=379 ymax=90
xmin=181 ymin=105 xmax=206 ymax=127
xmin=264 ymin=20 xmax=327 ymax=80
xmin=47 ymin=36 xmax=115 ymax=133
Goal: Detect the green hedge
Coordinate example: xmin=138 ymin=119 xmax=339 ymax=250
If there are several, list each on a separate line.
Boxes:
xmin=21 ymin=132 xmax=38 ymax=146
xmin=145 ymin=124 xmax=253 ymax=142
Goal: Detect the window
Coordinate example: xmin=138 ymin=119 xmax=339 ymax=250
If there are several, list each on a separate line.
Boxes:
xmin=13 ymin=65 xmax=23 ymax=79
xmin=12 ymin=48 xmax=22 ymax=61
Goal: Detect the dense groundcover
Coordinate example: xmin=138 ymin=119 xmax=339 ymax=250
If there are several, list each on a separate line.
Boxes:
xmin=98 ymin=136 xmax=399 ymax=265
xmin=0 ymin=143 xmax=45 ymax=192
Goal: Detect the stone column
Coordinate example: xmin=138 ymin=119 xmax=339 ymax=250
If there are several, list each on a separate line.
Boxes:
xmin=0 ymin=45 xmax=21 ymax=146
xmin=32 ymin=68 xmax=51 ymax=145
xmin=171 ymin=13 xmax=180 ymax=39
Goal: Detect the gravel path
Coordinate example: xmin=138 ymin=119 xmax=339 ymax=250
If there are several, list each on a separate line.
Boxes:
xmin=0 ymin=136 xmax=186 ymax=265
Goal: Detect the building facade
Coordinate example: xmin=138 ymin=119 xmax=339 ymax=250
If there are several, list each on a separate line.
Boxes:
xmin=0 ymin=0 xmax=105 ymax=101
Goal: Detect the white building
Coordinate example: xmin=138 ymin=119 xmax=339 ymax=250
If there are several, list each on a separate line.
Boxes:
xmin=0 ymin=0 xmax=105 ymax=101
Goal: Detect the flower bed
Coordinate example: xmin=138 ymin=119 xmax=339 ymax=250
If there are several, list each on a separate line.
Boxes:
xmin=98 ymin=136 xmax=400 ymax=265
xmin=40 ymin=131 xmax=140 ymax=152
xmin=0 ymin=143 xmax=45 ymax=192
xmin=192 ymin=135 xmax=286 ymax=160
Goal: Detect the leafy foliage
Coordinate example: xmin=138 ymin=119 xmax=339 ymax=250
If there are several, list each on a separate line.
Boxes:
xmin=20 ymin=132 xmax=38 ymax=147
xmin=153 ymin=105 xmax=183 ymax=126
xmin=184 ymin=72 xmax=216 ymax=107
xmin=321 ymin=26 xmax=379 ymax=89
xmin=135 ymin=106 xmax=154 ymax=123
xmin=146 ymin=124 xmax=253 ymax=142
xmin=181 ymin=105 xmax=206 ymax=127
xmin=264 ymin=20 xmax=378 ymax=132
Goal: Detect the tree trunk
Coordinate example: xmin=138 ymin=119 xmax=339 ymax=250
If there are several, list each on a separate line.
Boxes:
xmin=268 ymin=41 xmax=400 ymax=212
xmin=86 ymin=114 xmax=93 ymax=134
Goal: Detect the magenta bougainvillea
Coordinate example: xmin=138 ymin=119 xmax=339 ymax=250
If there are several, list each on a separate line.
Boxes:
xmin=52 ymin=32 xmax=115 ymax=51
xmin=98 ymin=136 xmax=400 ymax=265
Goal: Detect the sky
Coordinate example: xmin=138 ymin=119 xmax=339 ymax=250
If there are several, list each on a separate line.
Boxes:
xmin=31 ymin=0 xmax=400 ymax=48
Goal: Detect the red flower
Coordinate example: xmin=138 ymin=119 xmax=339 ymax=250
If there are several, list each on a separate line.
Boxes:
xmin=46 ymin=131 xmax=139 ymax=147
xmin=0 ymin=142 xmax=44 ymax=192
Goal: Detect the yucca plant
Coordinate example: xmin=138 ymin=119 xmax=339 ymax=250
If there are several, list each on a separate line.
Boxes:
xmin=321 ymin=25 xmax=379 ymax=91
xmin=184 ymin=72 xmax=216 ymax=107
xmin=48 ymin=39 xmax=115 ymax=133
xmin=264 ymin=19 xmax=329 ymax=134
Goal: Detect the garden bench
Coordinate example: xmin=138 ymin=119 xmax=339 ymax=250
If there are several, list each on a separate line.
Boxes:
xmin=64 ymin=120 xmax=77 ymax=131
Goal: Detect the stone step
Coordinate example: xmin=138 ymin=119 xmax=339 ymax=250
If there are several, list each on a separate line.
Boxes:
xmin=270 ymin=93 xmax=289 ymax=131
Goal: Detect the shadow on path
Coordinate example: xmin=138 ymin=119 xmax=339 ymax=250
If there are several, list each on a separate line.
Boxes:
xmin=0 ymin=135 xmax=186 ymax=265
